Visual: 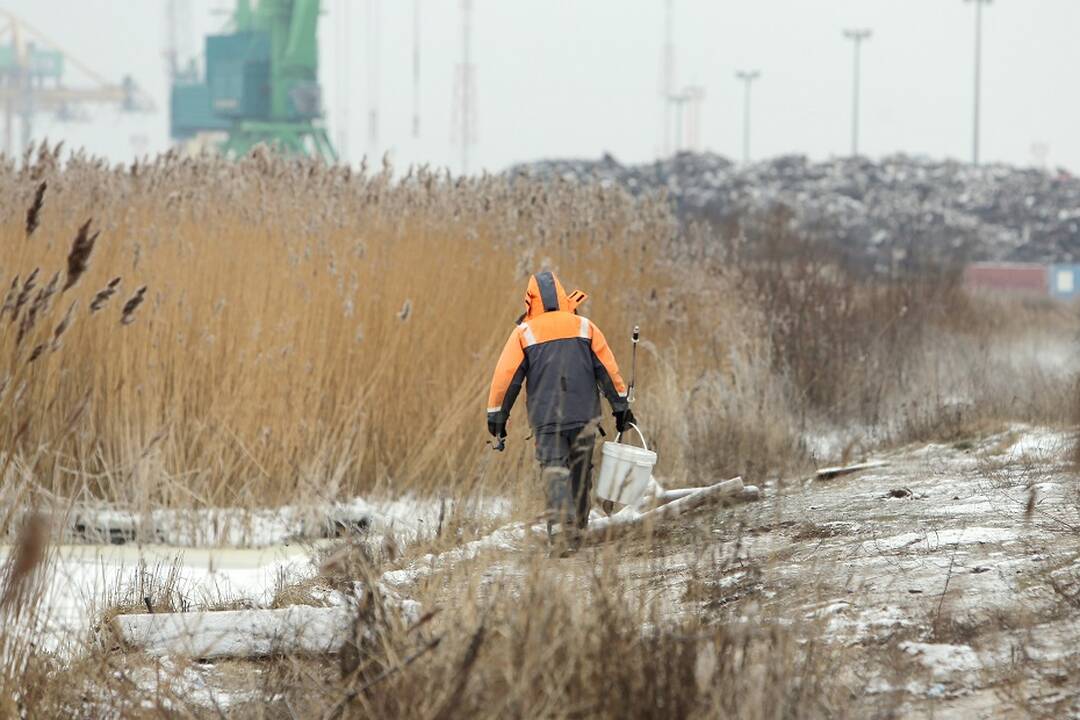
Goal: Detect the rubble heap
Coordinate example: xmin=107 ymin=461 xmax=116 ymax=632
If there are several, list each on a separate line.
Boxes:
xmin=509 ymin=152 xmax=1080 ymax=269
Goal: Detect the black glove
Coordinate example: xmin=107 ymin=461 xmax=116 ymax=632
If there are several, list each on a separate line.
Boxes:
xmin=614 ymin=408 xmax=636 ymax=434
xmin=488 ymin=418 xmax=507 ymax=439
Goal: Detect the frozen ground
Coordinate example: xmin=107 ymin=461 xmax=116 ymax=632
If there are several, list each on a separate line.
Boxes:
xmin=394 ymin=425 xmax=1080 ymax=718
xmin=0 ymin=543 xmax=317 ymax=654
xmin=9 ymin=426 xmax=1080 ymax=717
xmin=64 ymin=493 xmax=512 ymax=547
xmin=0 ymin=493 xmax=512 ymax=654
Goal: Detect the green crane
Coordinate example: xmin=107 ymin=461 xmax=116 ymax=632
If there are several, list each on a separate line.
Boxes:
xmin=170 ymin=0 xmax=336 ymax=161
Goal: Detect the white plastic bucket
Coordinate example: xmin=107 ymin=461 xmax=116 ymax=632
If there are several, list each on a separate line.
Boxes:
xmin=596 ymin=423 xmax=657 ymax=506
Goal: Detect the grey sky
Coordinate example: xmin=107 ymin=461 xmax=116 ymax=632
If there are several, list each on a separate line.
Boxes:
xmin=7 ymin=0 xmax=1080 ymax=172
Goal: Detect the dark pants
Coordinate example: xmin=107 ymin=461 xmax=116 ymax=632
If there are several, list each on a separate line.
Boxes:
xmin=535 ymin=426 xmax=596 ymax=529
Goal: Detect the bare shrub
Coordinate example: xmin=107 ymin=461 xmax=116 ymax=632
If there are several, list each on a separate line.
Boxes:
xmin=264 ymin=552 xmax=852 ymax=720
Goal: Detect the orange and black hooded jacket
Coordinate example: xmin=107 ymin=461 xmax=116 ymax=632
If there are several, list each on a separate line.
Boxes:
xmin=487 ymin=272 xmax=629 ymax=434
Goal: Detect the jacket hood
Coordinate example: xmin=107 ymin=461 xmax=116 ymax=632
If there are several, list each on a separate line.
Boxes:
xmin=521 ymin=271 xmax=587 ymax=321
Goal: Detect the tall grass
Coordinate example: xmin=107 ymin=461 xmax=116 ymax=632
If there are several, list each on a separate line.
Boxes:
xmin=0 ymin=145 xmax=755 ymax=515
xmin=0 ymin=144 xmax=1073 ymax=520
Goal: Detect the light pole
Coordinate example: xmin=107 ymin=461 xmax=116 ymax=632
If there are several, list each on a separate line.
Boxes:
xmin=843 ymin=29 xmax=872 ymax=157
xmin=735 ymin=70 xmax=760 ymax=165
xmin=670 ymin=92 xmax=690 ymax=152
xmin=967 ymin=0 xmax=992 ymax=165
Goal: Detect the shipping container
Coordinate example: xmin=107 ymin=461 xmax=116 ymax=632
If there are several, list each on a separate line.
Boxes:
xmin=963 ymin=263 xmax=1048 ymax=295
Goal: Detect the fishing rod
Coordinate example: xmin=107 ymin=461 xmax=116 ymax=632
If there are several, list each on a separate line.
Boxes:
xmin=628 ymin=325 xmax=640 ymax=404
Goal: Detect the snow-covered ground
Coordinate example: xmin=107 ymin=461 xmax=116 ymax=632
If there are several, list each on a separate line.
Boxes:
xmin=2 ymin=493 xmax=513 ymax=654
xmin=4 ymin=543 xmax=316 ymax=654
xmin=64 ymin=493 xmax=512 ymax=548
xmin=9 ymin=425 xmax=1080 ymax=716
xmin=380 ymin=425 xmax=1080 ymax=718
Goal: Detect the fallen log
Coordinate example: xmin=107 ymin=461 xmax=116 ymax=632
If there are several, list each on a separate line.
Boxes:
xmin=647 ymin=475 xmax=744 ymax=516
xmin=814 ymin=460 xmax=888 ymax=481
xmin=586 ymin=477 xmax=743 ymax=539
xmin=656 ymin=483 xmax=759 ymax=505
xmin=656 ymin=487 xmax=698 ymax=503
xmin=112 ymin=605 xmax=353 ymax=659
xmin=379 ymin=523 xmax=528 ymax=587
xmin=72 ymin=504 xmax=382 ymax=546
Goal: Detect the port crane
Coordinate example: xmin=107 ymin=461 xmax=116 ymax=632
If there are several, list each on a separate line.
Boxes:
xmin=170 ymin=0 xmax=335 ymax=161
xmin=0 ymin=10 xmax=155 ymax=157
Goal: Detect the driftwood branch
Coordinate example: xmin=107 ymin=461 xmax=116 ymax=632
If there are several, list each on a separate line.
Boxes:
xmin=815 ymin=461 xmax=888 ymax=481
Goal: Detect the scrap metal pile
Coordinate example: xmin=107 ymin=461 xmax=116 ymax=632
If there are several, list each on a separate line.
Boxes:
xmin=510 ymin=152 xmax=1080 ymax=271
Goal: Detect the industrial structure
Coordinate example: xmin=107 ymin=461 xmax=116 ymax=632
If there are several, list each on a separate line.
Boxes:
xmin=735 ymin=71 xmax=759 ymax=165
xmin=0 ymin=10 xmax=154 ymax=157
xmin=964 ymin=262 xmax=1080 ymax=301
xmin=170 ymin=0 xmax=336 ymax=161
xmin=451 ymin=0 xmax=476 ymax=175
xmin=657 ymin=2 xmax=704 ymax=155
xmin=842 ymin=28 xmax=872 ymax=157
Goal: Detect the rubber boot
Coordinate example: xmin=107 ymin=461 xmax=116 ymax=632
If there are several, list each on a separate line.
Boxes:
xmin=543 ymin=466 xmax=579 ymax=557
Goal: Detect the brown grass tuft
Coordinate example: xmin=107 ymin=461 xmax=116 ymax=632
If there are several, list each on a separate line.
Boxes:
xmin=62 ymin=219 xmax=98 ymax=292
xmin=89 ymin=276 xmax=121 ymax=313
xmin=119 ymin=285 xmax=146 ymax=325
xmin=0 ymin=513 xmax=48 ymax=618
xmin=24 ymin=180 xmax=46 ymax=238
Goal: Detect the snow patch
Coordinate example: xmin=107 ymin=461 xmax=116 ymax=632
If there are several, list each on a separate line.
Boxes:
xmin=862 ymin=526 xmax=1021 ymax=553
xmin=1007 ymin=429 xmax=1071 ymax=461
xmin=899 ymin=642 xmax=983 ymax=681
xmin=67 ymin=493 xmax=513 ymax=549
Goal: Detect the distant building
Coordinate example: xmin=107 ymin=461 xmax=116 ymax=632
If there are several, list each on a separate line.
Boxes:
xmin=964 ymin=263 xmax=1048 ymax=296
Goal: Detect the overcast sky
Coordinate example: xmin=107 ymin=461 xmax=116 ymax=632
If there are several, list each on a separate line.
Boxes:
xmin=8 ymin=0 xmax=1080 ymax=173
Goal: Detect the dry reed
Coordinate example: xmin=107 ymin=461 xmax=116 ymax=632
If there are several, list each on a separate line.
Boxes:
xmin=0 ymin=142 xmax=1071 ymax=520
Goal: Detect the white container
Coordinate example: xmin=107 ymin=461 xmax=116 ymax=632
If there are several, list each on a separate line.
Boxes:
xmin=596 ymin=424 xmax=657 ymax=506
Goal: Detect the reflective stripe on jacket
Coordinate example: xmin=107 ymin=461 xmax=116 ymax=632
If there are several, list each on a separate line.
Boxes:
xmin=487 ymin=271 xmax=629 ymax=433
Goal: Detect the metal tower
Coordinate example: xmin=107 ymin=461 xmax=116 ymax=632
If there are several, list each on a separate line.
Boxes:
xmin=659 ymin=0 xmax=675 ymax=156
xmin=451 ymin=0 xmax=476 ymax=175
xmin=668 ymin=85 xmax=704 ymax=153
xmin=412 ymin=0 xmax=421 ymax=138
xmin=366 ymin=0 xmax=379 ymax=160
xmin=334 ymin=0 xmax=351 ymax=161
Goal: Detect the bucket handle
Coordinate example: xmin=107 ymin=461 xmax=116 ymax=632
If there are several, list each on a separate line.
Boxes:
xmin=615 ymin=422 xmax=649 ymax=452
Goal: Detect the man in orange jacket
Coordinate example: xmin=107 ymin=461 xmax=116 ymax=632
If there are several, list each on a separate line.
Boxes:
xmin=487 ymin=271 xmax=634 ymax=542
